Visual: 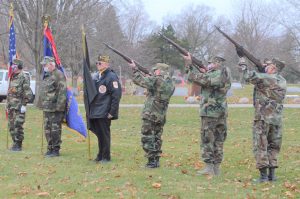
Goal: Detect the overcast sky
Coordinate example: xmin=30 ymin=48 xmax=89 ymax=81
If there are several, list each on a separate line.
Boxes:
xmin=140 ymin=0 xmax=235 ymax=24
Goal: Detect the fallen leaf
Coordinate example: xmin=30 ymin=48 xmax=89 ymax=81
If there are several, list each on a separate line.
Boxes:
xmin=181 ymin=169 xmax=188 ymax=174
xmin=285 ymin=191 xmax=294 ymax=198
xmin=18 ymin=172 xmax=27 ymax=177
xmin=152 ymin=183 xmax=161 ymax=189
xmin=36 ymin=192 xmax=50 ymax=197
xmin=261 ymin=187 xmax=270 ymax=192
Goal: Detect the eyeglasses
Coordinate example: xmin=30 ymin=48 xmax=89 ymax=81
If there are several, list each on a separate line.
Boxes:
xmin=96 ymin=61 xmax=101 ymax=65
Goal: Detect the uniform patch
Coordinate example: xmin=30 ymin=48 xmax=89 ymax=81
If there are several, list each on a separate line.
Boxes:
xmin=113 ymin=81 xmax=119 ymax=89
xmin=99 ymin=85 xmax=107 ymax=93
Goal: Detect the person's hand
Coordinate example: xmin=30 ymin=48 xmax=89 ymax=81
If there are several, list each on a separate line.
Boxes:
xmin=20 ymin=105 xmax=26 ymax=113
xmin=182 ymin=53 xmax=192 ymax=67
xmin=107 ymin=113 xmax=113 ymax=119
xmin=128 ymin=60 xmax=137 ymax=69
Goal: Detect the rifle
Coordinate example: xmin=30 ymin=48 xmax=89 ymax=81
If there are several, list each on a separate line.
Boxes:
xmin=159 ymin=33 xmax=205 ymax=72
xmin=103 ymin=43 xmax=150 ymax=75
xmin=214 ymin=26 xmax=263 ymax=69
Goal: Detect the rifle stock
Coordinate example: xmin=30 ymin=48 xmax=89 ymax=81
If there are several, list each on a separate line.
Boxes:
xmin=103 ymin=43 xmax=150 ymax=75
xmin=159 ymin=34 xmax=205 ymax=71
xmin=214 ymin=26 xmax=263 ymax=69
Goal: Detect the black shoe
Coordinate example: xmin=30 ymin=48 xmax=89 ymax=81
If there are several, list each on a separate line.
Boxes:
xmin=268 ymin=167 xmax=277 ymax=181
xmin=48 ymin=150 xmax=60 ymax=157
xmin=44 ymin=150 xmax=52 ymax=157
xmin=99 ymin=159 xmax=111 ymax=164
xmin=10 ymin=143 xmax=22 ymax=151
xmin=254 ymin=167 xmax=268 ymax=183
xmin=94 ymin=155 xmax=102 ymax=162
xmin=145 ymin=157 xmax=160 ymax=168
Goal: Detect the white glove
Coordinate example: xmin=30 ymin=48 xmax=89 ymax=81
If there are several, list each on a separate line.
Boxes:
xmin=20 ymin=105 xmax=26 ymax=113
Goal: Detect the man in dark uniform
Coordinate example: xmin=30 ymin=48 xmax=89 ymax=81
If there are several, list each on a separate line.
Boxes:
xmin=40 ymin=56 xmax=67 ymax=157
xmin=90 ymin=55 xmax=122 ymax=163
xmin=6 ymin=58 xmax=33 ymax=151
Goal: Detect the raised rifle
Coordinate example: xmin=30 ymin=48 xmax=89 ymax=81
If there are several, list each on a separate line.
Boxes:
xmin=214 ymin=26 xmax=263 ymax=69
xmin=159 ymin=33 xmax=205 ymax=72
xmin=103 ymin=43 xmax=150 ymax=75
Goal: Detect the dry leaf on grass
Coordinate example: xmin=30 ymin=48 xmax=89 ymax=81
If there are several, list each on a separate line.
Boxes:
xmin=152 ymin=183 xmax=161 ymax=189
xmin=36 ymin=192 xmax=50 ymax=197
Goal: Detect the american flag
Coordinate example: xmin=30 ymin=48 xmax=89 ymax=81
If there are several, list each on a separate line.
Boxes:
xmin=8 ymin=13 xmax=16 ymax=78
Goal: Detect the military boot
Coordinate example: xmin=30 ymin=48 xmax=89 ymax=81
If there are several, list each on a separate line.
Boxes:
xmin=213 ymin=163 xmax=221 ymax=176
xmin=44 ymin=148 xmax=52 ymax=157
xmin=10 ymin=142 xmax=22 ymax=151
xmin=254 ymin=167 xmax=268 ymax=183
xmin=48 ymin=150 xmax=60 ymax=157
xmin=197 ymin=163 xmax=215 ymax=175
xmin=145 ymin=157 xmax=160 ymax=168
xmin=268 ymin=167 xmax=277 ymax=181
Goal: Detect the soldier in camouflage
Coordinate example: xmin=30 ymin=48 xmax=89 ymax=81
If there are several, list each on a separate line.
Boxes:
xmin=128 ymin=61 xmax=175 ymax=168
xmin=183 ymin=53 xmax=231 ymax=176
xmin=6 ymin=58 xmax=33 ymax=151
xmin=239 ymin=57 xmax=287 ymax=182
xmin=40 ymin=56 xmax=67 ymax=157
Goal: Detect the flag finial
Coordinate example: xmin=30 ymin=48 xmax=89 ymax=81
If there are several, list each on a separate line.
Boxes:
xmin=42 ymin=15 xmax=51 ymax=28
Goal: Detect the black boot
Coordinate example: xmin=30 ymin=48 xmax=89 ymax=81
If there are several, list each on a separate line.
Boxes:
xmin=10 ymin=142 xmax=22 ymax=151
xmin=145 ymin=157 xmax=160 ymax=168
xmin=48 ymin=150 xmax=60 ymax=157
xmin=44 ymin=149 xmax=52 ymax=157
xmin=268 ymin=167 xmax=277 ymax=181
xmin=94 ymin=154 xmax=102 ymax=162
xmin=256 ymin=167 xmax=268 ymax=183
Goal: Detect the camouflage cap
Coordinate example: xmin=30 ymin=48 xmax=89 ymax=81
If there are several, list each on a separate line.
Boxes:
xmin=212 ymin=56 xmax=226 ymax=63
xmin=41 ymin=56 xmax=55 ymax=65
xmin=12 ymin=58 xmax=23 ymax=67
xmin=272 ymin=58 xmax=285 ymax=71
xmin=263 ymin=58 xmax=272 ymax=65
xmin=98 ymin=55 xmax=110 ymax=63
xmin=152 ymin=63 xmax=170 ymax=72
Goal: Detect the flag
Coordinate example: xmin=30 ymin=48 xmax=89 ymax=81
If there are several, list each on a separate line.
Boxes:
xmin=43 ymin=21 xmax=87 ymax=138
xmin=82 ymin=28 xmax=97 ymax=130
xmin=8 ymin=4 xmax=16 ymax=78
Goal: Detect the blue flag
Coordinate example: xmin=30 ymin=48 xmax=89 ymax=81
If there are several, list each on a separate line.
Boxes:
xmin=43 ymin=23 xmax=87 ymax=138
xmin=8 ymin=11 xmax=16 ymax=78
xmin=65 ymin=90 xmax=87 ymax=137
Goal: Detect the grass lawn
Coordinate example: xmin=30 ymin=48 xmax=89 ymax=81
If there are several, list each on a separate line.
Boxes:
xmin=74 ymin=84 xmax=300 ymax=104
xmin=0 ymin=105 xmax=299 ymax=198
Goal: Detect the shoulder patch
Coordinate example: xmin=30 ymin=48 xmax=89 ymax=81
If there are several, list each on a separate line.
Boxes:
xmin=99 ymin=85 xmax=107 ymax=94
xmin=113 ymin=81 xmax=119 ymax=89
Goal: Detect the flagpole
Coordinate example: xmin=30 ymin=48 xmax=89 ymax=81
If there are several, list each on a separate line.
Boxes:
xmin=82 ymin=26 xmax=92 ymax=160
xmin=41 ymin=112 xmax=44 ymax=155
xmin=88 ymin=130 xmax=91 ymax=160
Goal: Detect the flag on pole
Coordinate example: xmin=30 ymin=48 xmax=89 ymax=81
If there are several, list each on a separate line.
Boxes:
xmin=43 ymin=18 xmax=87 ymax=138
xmin=8 ymin=3 xmax=16 ymax=79
xmin=81 ymin=28 xmax=98 ymax=130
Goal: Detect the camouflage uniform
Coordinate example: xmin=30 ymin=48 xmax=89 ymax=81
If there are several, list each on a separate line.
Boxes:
xmin=40 ymin=66 xmax=67 ymax=154
xmin=241 ymin=64 xmax=286 ymax=169
xmin=132 ymin=63 xmax=175 ymax=167
xmin=187 ymin=56 xmax=231 ymax=175
xmin=7 ymin=70 xmax=33 ymax=149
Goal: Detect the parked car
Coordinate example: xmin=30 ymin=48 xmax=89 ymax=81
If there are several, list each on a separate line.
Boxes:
xmin=0 ymin=69 xmax=36 ymax=103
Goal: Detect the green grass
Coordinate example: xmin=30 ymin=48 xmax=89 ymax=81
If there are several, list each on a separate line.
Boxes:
xmin=0 ymin=106 xmax=299 ymax=198
xmin=74 ymin=84 xmax=300 ymax=104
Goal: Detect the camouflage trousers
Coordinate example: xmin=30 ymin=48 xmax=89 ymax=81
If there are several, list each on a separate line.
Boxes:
xmin=200 ymin=116 xmax=227 ymax=164
xmin=44 ymin=111 xmax=64 ymax=151
xmin=253 ymin=120 xmax=282 ymax=169
xmin=141 ymin=119 xmax=164 ymax=158
xmin=8 ymin=108 xmax=26 ymax=143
